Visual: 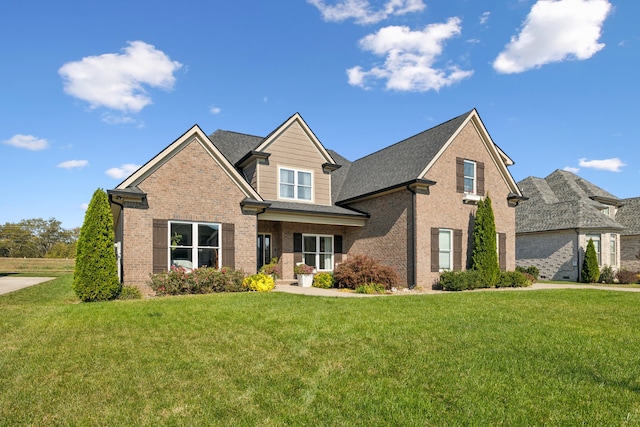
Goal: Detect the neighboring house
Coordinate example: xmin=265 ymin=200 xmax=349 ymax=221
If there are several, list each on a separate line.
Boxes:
xmin=616 ymin=197 xmax=640 ymax=271
xmin=515 ymin=170 xmax=625 ymax=281
xmin=109 ymin=109 xmax=524 ymax=292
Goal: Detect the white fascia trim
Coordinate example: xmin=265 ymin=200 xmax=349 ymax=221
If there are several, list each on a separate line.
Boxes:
xmin=256 ymin=113 xmax=336 ymax=165
xmin=116 ymin=125 xmax=263 ymax=201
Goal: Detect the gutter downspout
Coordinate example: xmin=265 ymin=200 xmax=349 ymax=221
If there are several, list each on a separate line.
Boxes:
xmin=108 ymin=194 xmax=125 ymax=284
xmin=406 ymin=184 xmax=417 ymax=289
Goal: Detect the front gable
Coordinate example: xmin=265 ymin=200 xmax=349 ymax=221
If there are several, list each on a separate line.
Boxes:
xmin=252 ymin=113 xmax=338 ymax=205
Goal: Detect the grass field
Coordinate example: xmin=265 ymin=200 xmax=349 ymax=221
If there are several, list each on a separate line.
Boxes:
xmin=0 ymin=257 xmax=74 ymax=276
xmin=1 ymin=275 xmax=640 ymax=425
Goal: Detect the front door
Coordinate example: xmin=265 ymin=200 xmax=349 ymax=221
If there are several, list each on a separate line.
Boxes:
xmin=257 ymin=233 xmax=271 ymax=270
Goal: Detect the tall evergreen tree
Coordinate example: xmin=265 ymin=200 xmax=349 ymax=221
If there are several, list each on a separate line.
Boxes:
xmin=471 ymin=194 xmax=500 ymax=287
xmin=73 ymin=189 xmax=121 ymax=302
xmin=581 ymin=238 xmax=600 ymax=283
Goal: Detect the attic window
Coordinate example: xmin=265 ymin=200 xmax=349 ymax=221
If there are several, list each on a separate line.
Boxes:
xmin=279 ymin=167 xmax=312 ymax=201
xmin=464 ymin=160 xmax=476 ymax=193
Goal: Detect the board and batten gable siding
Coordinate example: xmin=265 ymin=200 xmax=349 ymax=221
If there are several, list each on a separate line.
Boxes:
xmin=416 ymin=120 xmax=517 ymax=287
xmin=257 ymin=121 xmax=332 ymax=205
xmin=120 ymin=138 xmax=257 ymax=292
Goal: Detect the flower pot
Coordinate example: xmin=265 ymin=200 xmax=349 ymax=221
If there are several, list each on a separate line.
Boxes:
xmin=297 ymin=273 xmax=314 ymax=287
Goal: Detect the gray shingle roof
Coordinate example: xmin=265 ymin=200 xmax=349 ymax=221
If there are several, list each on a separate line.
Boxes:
xmin=336 ymin=110 xmax=472 ymax=202
xmin=265 ymin=200 xmax=367 ymax=217
xmin=516 ymin=170 xmax=625 ymax=233
xmin=617 ymin=197 xmax=640 ymax=235
xmin=208 ymin=130 xmax=263 ymax=165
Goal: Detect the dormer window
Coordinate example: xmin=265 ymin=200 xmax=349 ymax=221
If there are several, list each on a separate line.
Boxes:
xmin=279 ymin=167 xmax=312 ymax=201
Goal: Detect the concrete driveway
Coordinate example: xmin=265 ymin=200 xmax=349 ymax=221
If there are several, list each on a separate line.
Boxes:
xmin=0 ymin=276 xmax=55 ymax=296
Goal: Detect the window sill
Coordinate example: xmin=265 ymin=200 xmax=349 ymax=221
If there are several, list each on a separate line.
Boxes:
xmin=462 ymin=193 xmax=482 ymax=204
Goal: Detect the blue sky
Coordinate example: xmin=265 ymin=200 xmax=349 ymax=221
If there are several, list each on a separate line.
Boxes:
xmin=1 ymin=0 xmax=637 ymax=229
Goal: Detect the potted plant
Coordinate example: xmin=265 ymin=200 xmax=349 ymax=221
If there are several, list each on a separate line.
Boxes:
xmin=294 ymin=263 xmax=315 ymax=287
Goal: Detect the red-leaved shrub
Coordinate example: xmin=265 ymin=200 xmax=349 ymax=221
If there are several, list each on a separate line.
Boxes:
xmin=333 ymin=255 xmax=399 ymax=290
xmin=615 ymin=269 xmax=640 ymax=285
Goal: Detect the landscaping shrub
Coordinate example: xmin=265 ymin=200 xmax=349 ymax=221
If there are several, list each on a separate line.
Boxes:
xmin=73 ymin=188 xmax=121 ymax=302
xmin=355 ymin=283 xmax=386 ymax=294
xmin=496 ymin=271 xmax=533 ymax=288
xmin=333 ymin=255 xmax=399 ymax=290
xmin=117 ymin=285 xmax=143 ymax=300
xmin=582 ymin=239 xmax=600 ymax=283
xmin=599 ymin=265 xmax=616 ymax=284
xmin=312 ymin=272 xmax=334 ymax=289
xmin=438 ymin=270 xmax=485 ymax=291
xmin=259 ymin=257 xmax=281 ymax=278
xmin=471 ymin=195 xmax=500 ymax=287
xmin=242 ymin=273 xmax=275 ymax=292
xmin=615 ymin=269 xmax=640 ymax=285
xmin=516 ymin=265 xmax=539 ymax=280
xmin=148 ymin=266 xmax=247 ymax=296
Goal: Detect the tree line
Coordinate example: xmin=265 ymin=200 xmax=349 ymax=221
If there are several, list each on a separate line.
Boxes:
xmin=0 ymin=218 xmax=79 ymax=258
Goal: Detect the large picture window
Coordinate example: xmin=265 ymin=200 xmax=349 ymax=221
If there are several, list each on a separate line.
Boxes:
xmin=280 ymin=167 xmax=312 ymax=201
xmin=303 ymin=234 xmax=333 ymax=271
xmin=169 ymin=221 xmax=220 ymax=271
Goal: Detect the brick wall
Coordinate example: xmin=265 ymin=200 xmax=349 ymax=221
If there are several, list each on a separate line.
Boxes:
xmin=620 ymin=235 xmax=640 ymax=271
xmin=120 ymin=138 xmax=257 ymax=293
xmin=516 ymin=231 xmax=578 ymax=281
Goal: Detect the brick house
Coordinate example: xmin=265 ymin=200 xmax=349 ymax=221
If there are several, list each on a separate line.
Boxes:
xmin=616 ymin=197 xmax=640 ymax=271
xmin=109 ymin=109 xmax=524 ymax=292
xmin=515 ymin=170 xmax=626 ymax=281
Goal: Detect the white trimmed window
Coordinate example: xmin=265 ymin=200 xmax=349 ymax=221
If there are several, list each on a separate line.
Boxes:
xmin=439 ymin=229 xmax=453 ymax=271
xmin=463 ymin=160 xmax=476 ymax=194
xmin=303 ymin=234 xmax=333 ymax=271
xmin=280 ymin=167 xmax=312 ymax=201
xmin=169 ymin=221 xmax=220 ymax=271
xmin=586 ymin=233 xmax=601 ymax=265
xmin=610 ymin=234 xmax=617 ymax=266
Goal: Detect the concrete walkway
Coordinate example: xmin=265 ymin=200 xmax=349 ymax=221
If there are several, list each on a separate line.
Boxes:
xmin=0 ymin=276 xmax=56 ymax=296
xmin=274 ymin=281 xmax=640 ymax=297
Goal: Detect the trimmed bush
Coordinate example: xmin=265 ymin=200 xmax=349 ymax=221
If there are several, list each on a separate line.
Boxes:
xmin=355 ymin=283 xmax=386 ymax=294
xmin=471 ymin=195 xmax=500 ymax=287
xmin=496 ymin=271 xmax=533 ymax=288
xmin=439 ymin=270 xmax=485 ymax=291
xmin=582 ymin=239 xmax=600 ymax=283
xmin=313 ymin=272 xmax=334 ymax=289
xmin=242 ymin=273 xmax=275 ymax=292
xmin=73 ymin=189 xmax=121 ymax=302
xmin=148 ymin=266 xmax=247 ymax=296
xmin=117 ymin=286 xmax=143 ymax=300
xmin=599 ymin=265 xmax=616 ymax=284
xmin=259 ymin=257 xmax=281 ymax=278
xmin=333 ymin=255 xmax=399 ymax=290
xmin=516 ymin=265 xmax=539 ymax=280
xmin=615 ymin=269 xmax=640 ymax=285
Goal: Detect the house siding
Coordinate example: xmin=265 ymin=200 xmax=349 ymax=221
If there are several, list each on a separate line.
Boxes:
xmin=120 ymin=139 xmax=256 ymax=293
xmin=621 ymin=235 xmax=640 ymax=271
xmin=257 ymin=121 xmax=331 ymax=205
xmin=417 ymin=121 xmax=516 ymax=287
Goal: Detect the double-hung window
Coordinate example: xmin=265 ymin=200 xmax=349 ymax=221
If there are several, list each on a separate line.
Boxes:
xmin=169 ymin=221 xmax=220 ymax=271
xmin=280 ymin=168 xmax=312 ymax=201
xmin=464 ymin=160 xmax=476 ymax=194
xmin=303 ymin=234 xmax=333 ymax=271
xmin=610 ymin=234 xmax=617 ymax=266
xmin=439 ymin=229 xmax=453 ymax=271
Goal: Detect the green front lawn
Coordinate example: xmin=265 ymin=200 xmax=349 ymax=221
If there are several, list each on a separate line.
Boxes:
xmin=1 ymin=275 xmax=639 ymax=425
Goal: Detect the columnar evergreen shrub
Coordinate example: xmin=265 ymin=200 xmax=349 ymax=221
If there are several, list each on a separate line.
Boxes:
xmin=581 ymin=239 xmax=600 ymax=283
xmin=471 ymin=194 xmax=500 ymax=287
xmin=73 ymin=189 xmax=121 ymax=302
xmin=333 ymin=255 xmax=399 ymax=290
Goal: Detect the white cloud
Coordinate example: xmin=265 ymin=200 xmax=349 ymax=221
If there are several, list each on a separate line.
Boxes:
xmin=578 ymin=157 xmax=625 ymax=172
xmin=563 ymin=166 xmax=580 ymax=173
xmin=57 ymin=160 xmax=89 ymax=169
xmin=493 ymin=0 xmax=611 ymax=74
xmin=101 ymin=113 xmax=142 ymax=127
xmin=480 ymin=11 xmax=490 ymax=25
xmin=2 ymin=134 xmax=49 ymax=151
xmin=210 ymin=106 xmax=221 ymax=115
xmin=59 ymin=41 xmax=183 ymax=112
xmin=308 ymin=0 xmax=425 ymax=25
xmin=106 ymin=163 xmax=141 ymax=179
xmin=80 ymin=203 xmax=89 ymax=211
xmin=347 ymin=18 xmax=473 ymax=92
